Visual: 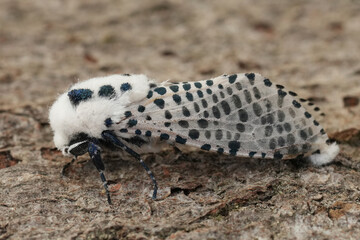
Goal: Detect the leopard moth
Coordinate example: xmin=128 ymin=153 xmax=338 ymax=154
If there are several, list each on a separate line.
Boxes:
xmin=49 ymin=73 xmax=339 ymax=204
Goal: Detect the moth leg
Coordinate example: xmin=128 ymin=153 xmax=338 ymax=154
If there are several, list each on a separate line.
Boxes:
xmin=102 ymin=130 xmax=158 ymax=199
xmin=61 ymin=157 xmax=76 ymax=177
xmin=88 ymin=142 xmax=112 ymax=204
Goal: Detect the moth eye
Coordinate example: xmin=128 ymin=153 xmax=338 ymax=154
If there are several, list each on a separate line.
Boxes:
xmin=68 ymin=141 xmax=89 ymax=156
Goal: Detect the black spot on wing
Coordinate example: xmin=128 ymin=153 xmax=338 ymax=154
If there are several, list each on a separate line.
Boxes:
xmin=277 ymin=110 xmax=285 ymax=122
xmin=201 ymin=99 xmax=208 ymax=108
xmin=253 ymin=87 xmax=261 ymax=99
xmin=147 ymin=91 xmax=153 ymax=99
xmin=217 ymin=148 xmax=224 ymax=154
xmin=173 ymin=94 xmax=182 ymax=105
xmin=235 ymin=82 xmax=242 ymax=90
xmin=226 ymin=87 xmax=233 ymax=95
xmin=232 ymin=95 xmax=242 ymax=108
xmin=228 ymin=141 xmax=240 ymax=156
xmin=289 ymin=91 xmax=297 ymax=96
xmin=212 ymin=106 xmax=221 ymax=119
xmin=205 ymin=131 xmax=211 ymax=139
xmin=269 ymin=139 xmax=277 ymax=149
xmin=194 ymin=102 xmax=200 ymax=112
xmin=292 ymin=100 xmax=301 ymax=108
xmin=220 ymin=101 xmax=231 ymax=115
xmin=169 ymin=85 xmax=179 ymax=92
xmin=194 ymin=82 xmax=202 ymax=88
xmin=278 ymin=89 xmax=287 ymax=97
xmin=124 ymin=111 xmax=132 ymax=117
xmin=175 ymin=135 xmax=187 ymax=144
xmin=160 ymin=133 xmax=170 ymax=140
xmin=186 ymin=92 xmax=194 ymax=101
xmin=183 ymin=83 xmax=191 ymax=91
xmin=245 ymin=73 xmax=255 ymax=85
xmin=215 ymin=130 xmax=223 ymax=140
xmin=154 ymin=87 xmax=167 ymax=95
xmin=263 ymin=79 xmax=272 ymax=87
xmin=212 ymin=94 xmax=219 ymax=103
xmin=236 ymin=123 xmax=245 ymax=132
xmin=138 ymin=105 xmax=145 ymax=112
xmin=265 ymin=126 xmax=273 ymax=137
xmin=252 ymin=103 xmax=263 ymax=117
xmin=188 ymin=129 xmax=200 ymax=139
xmin=127 ymin=119 xmax=137 ymax=127
xmin=284 ymin=123 xmax=292 ymax=132
xmin=287 ymin=134 xmax=295 ymax=145
xmin=228 ymin=74 xmax=237 ymax=84
xmin=201 ymin=144 xmax=211 ymax=151
xmin=154 ymin=99 xmax=165 ymax=109
xmin=244 ymin=90 xmax=252 ymax=104
xmin=182 ymin=106 xmax=190 ymax=117
xmin=165 ymin=110 xmax=172 ymax=119
xmin=238 ymin=109 xmax=248 ymax=122
xmin=197 ymin=119 xmax=208 ymax=128
xmin=299 ymin=130 xmax=307 ymax=140
xmin=178 ymin=120 xmax=189 ymax=128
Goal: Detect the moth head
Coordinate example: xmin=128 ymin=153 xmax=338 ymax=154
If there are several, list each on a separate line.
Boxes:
xmin=49 ymin=92 xmax=83 ymax=154
xmin=49 ymin=89 xmax=114 ymax=154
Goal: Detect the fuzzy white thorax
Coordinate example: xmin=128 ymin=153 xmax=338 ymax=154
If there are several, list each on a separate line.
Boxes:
xmin=49 ymin=74 xmax=151 ymax=151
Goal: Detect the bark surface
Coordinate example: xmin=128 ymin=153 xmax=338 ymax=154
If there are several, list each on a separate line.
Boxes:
xmin=1 ymin=1 xmax=360 ymax=239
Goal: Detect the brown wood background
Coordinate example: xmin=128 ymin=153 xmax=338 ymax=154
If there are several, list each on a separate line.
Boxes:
xmin=0 ymin=0 xmax=359 ymax=239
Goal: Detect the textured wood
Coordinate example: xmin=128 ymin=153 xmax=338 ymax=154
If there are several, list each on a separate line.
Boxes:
xmin=0 ymin=0 xmax=359 ymax=239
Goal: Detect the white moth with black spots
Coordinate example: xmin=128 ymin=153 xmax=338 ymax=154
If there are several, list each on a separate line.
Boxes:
xmin=49 ymin=73 xmax=339 ymax=204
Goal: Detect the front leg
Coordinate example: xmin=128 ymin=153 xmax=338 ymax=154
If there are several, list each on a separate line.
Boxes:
xmin=61 ymin=157 xmax=76 ymax=177
xmin=102 ymin=130 xmax=158 ymax=200
xmin=88 ymin=142 xmax=112 ymax=204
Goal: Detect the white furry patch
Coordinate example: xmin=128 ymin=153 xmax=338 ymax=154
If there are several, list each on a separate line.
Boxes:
xmin=309 ymin=143 xmax=340 ymax=166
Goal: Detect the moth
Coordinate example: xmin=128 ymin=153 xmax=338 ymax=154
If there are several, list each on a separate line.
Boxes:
xmin=49 ymin=73 xmax=339 ymax=204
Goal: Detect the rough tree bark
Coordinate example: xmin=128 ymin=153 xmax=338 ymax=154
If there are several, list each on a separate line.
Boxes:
xmin=1 ymin=0 xmax=359 ymax=239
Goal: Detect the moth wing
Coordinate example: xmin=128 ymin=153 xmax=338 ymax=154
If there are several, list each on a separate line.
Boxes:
xmin=114 ymin=73 xmax=331 ymax=160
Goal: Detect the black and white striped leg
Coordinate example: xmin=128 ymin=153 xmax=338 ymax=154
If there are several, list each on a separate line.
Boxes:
xmin=101 ymin=130 xmax=158 ymax=199
xmin=88 ymin=142 xmax=112 ymax=204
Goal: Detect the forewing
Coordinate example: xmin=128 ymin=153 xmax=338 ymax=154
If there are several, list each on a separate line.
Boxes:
xmin=114 ymin=73 xmax=328 ymax=159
